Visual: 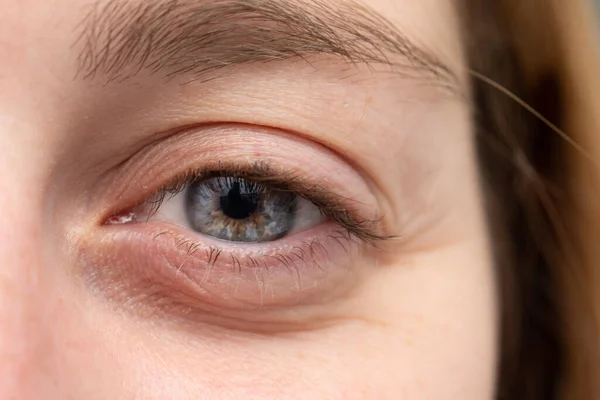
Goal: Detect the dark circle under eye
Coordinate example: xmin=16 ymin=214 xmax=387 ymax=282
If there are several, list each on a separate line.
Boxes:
xmin=185 ymin=177 xmax=297 ymax=242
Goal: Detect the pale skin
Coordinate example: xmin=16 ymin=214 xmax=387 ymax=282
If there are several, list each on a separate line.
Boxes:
xmin=0 ymin=0 xmax=497 ymax=399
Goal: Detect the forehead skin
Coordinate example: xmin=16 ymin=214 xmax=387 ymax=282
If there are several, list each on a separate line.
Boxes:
xmin=0 ymin=1 xmax=496 ymax=399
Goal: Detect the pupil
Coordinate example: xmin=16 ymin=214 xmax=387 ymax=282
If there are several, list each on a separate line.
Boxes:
xmin=220 ymin=181 xmax=259 ymax=220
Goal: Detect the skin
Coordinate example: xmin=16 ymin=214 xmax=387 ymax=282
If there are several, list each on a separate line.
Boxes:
xmin=0 ymin=0 xmax=497 ymax=399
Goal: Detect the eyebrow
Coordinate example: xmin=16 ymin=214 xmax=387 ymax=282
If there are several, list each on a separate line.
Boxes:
xmin=75 ymin=0 xmax=458 ymax=89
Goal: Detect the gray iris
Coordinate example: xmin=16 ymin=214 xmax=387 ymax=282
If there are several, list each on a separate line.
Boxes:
xmin=185 ymin=177 xmax=297 ymax=242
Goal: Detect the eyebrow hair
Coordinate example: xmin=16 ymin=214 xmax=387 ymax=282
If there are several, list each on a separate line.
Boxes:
xmin=75 ymin=0 xmax=458 ymax=88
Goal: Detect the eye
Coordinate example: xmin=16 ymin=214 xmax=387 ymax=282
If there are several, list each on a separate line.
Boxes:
xmin=82 ymin=127 xmax=391 ymax=325
xmin=157 ymin=176 xmax=326 ymax=243
xmin=97 ymin=164 xmax=382 ymax=314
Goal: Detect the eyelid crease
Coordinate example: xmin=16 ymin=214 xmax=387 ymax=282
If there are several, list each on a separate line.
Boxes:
xmin=95 ymin=123 xmax=391 ymax=224
xmin=111 ymin=160 xmax=394 ymax=245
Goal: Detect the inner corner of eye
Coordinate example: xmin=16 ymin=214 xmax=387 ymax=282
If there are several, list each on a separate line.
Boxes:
xmin=105 ymin=211 xmax=137 ymax=226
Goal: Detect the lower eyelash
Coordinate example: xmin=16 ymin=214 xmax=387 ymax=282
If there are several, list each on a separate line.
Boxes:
xmin=158 ymin=230 xmax=343 ymax=286
xmin=87 ymin=222 xmax=366 ymax=314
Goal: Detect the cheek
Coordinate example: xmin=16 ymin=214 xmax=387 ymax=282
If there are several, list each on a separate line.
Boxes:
xmin=53 ymin=240 xmax=496 ymax=400
xmin=57 ymin=316 xmax=394 ymax=399
xmin=359 ymin=240 xmax=498 ymax=399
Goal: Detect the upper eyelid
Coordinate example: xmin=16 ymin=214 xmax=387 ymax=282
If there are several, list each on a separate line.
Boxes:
xmin=96 ymin=124 xmax=384 ymax=218
xmin=71 ymin=67 xmax=444 ymax=223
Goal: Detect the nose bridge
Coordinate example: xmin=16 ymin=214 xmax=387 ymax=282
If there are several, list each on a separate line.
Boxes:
xmin=0 ymin=126 xmax=54 ymax=397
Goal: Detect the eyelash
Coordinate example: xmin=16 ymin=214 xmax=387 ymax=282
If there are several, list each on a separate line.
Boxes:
xmin=114 ymin=161 xmax=387 ymax=245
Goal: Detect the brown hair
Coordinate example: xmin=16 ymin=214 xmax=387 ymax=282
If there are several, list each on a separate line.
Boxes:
xmin=460 ymin=1 xmax=600 ymax=399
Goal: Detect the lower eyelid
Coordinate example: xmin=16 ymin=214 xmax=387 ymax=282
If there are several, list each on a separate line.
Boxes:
xmin=79 ymin=221 xmax=368 ymax=321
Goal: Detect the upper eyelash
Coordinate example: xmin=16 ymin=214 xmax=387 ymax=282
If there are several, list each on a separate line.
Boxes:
xmin=195 ymin=177 xmax=294 ymax=207
xmin=132 ymin=161 xmax=393 ymax=245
